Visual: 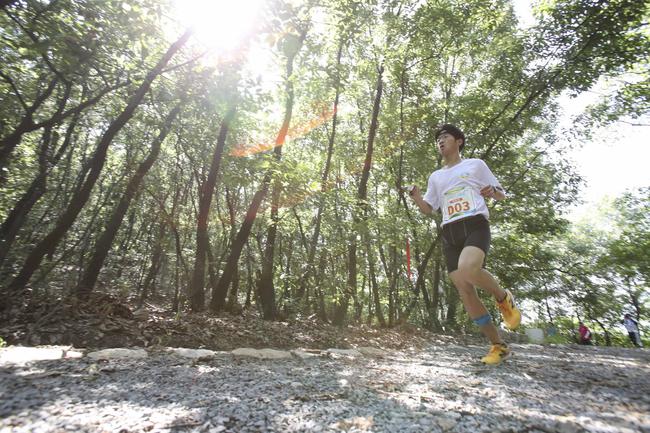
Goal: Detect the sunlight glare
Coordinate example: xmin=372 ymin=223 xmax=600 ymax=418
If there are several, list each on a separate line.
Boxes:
xmin=173 ymin=0 xmax=264 ymax=53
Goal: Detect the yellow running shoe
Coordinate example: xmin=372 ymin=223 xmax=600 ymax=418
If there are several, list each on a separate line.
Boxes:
xmin=481 ymin=343 xmax=511 ymax=365
xmin=497 ymin=289 xmax=521 ymax=330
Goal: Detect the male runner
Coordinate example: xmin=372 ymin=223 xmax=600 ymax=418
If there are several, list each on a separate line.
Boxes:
xmin=623 ymin=314 xmax=642 ymax=347
xmin=408 ymin=124 xmax=521 ymax=364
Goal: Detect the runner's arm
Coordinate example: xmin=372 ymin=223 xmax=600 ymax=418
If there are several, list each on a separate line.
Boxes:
xmin=480 ymin=185 xmax=506 ymax=201
xmin=476 ymin=160 xmax=506 ymax=201
xmin=409 ymin=186 xmax=434 ymax=215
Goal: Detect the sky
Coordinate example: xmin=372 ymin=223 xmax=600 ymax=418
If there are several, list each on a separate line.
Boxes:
xmin=511 ymin=0 xmax=650 ymax=222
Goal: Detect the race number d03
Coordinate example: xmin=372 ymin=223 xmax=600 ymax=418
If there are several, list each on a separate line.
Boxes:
xmin=443 ymin=186 xmax=476 ymax=221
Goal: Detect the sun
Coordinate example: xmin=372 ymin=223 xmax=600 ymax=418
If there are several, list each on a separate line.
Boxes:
xmin=172 ymin=0 xmax=265 ymax=54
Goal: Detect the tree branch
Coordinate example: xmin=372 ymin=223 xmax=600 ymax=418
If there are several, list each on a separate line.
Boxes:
xmin=4 ymin=8 xmax=70 ymax=85
xmin=0 ymin=69 xmax=29 ymax=111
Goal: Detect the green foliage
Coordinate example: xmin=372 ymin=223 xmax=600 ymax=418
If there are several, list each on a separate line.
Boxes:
xmin=0 ymin=0 xmax=646 ymax=337
xmin=544 ymin=333 xmax=572 ymax=345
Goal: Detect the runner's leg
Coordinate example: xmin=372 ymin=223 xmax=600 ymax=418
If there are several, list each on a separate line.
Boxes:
xmin=449 ymin=270 xmax=502 ymax=345
xmin=456 ymin=246 xmax=506 ymax=301
xmin=629 ymin=332 xmax=637 ymax=346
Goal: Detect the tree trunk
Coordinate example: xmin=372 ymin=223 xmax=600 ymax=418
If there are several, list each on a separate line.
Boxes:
xmin=298 ymin=34 xmax=345 ymax=299
xmin=189 ymin=108 xmax=236 ymax=312
xmin=315 ymin=251 xmax=328 ymax=321
xmin=210 ymin=184 xmax=269 ymax=312
xmin=367 ymin=237 xmax=386 ymax=327
xmin=0 ymin=125 xmax=56 ymax=266
xmin=206 ymin=241 xmax=220 ymax=302
xmin=445 ymin=279 xmax=459 ymax=329
xmin=0 ymin=170 xmax=47 ymax=266
xmin=589 ymin=315 xmax=611 ymax=346
xmin=257 ymin=29 xmax=307 ymax=320
xmin=0 ymin=30 xmax=191 ymax=309
xmin=0 ymin=76 xmax=125 ymax=176
xmin=75 ymin=101 xmax=184 ymax=297
xmin=258 ymin=173 xmax=280 ymax=319
xmin=244 ymin=241 xmax=254 ymax=308
xmin=0 ymin=77 xmax=59 ymax=172
xmin=429 ymin=256 xmax=442 ymax=330
xmin=545 ymin=297 xmax=554 ymax=324
xmin=378 ymin=242 xmax=397 ymax=327
xmin=333 ymin=64 xmax=383 ymax=326
xmin=401 ymin=233 xmax=440 ymax=322
xmin=139 ymin=220 xmax=167 ymax=307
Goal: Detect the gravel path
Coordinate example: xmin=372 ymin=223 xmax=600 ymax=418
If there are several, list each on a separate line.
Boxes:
xmin=1 ymin=343 xmax=649 ymax=433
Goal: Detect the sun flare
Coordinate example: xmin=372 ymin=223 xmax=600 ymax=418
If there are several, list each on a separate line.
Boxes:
xmin=172 ymin=0 xmax=265 ymax=53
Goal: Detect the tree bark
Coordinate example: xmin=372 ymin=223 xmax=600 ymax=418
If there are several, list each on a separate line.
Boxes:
xmin=445 ymin=278 xmax=459 ymax=329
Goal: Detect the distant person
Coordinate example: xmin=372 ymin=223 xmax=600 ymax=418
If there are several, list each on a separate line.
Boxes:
xmin=407 ymin=124 xmax=521 ymax=365
xmin=578 ymin=322 xmax=592 ymax=345
xmin=622 ymin=314 xmax=642 ymax=347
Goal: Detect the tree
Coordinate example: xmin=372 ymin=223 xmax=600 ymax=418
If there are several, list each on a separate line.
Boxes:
xmin=0 ymin=30 xmax=191 ymax=309
xmin=75 ymin=93 xmax=188 ymax=298
xmin=601 ymin=188 xmax=650 ymax=319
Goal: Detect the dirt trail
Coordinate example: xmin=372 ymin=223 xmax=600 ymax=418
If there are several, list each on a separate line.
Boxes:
xmin=1 ymin=342 xmax=648 ymax=433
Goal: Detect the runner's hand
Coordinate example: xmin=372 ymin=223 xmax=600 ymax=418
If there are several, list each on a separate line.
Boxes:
xmin=404 ymin=185 xmax=419 ymax=197
xmin=480 ymin=185 xmax=496 ymax=198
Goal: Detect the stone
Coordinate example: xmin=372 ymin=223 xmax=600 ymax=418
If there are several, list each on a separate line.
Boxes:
xmin=0 ymin=346 xmax=65 ymax=364
xmin=326 ymin=348 xmax=362 ymax=358
xmin=86 ymin=348 xmax=147 ymax=360
xmin=166 ymin=348 xmax=219 ymax=359
xmin=231 ymin=348 xmax=292 ymax=359
xmin=258 ymin=348 xmax=292 ymax=359
xmin=357 ymin=347 xmax=387 ymax=357
xmin=291 ymin=349 xmax=322 ymax=359
xmin=64 ymin=350 xmax=84 ymax=359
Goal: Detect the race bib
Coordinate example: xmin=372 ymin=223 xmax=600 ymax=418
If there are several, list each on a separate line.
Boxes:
xmin=442 ymin=186 xmax=476 ymax=221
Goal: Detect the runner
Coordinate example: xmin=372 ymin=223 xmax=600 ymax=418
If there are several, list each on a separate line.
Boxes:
xmin=578 ymin=322 xmax=593 ymax=345
xmin=622 ymin=314 xmax=642 ymax=347
xmin=407 ymin=124 xmax=521 ymax=364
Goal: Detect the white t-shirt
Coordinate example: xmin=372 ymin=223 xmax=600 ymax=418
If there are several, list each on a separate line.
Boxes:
xmin=423 ymin=158 xmax=503 ymax=226
xmin=623 ymin=317 xmax=639 ymax=333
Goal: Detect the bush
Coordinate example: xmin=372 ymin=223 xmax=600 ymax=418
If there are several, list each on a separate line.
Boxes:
xmin=544 ymin=333 xmax=571 ymax=345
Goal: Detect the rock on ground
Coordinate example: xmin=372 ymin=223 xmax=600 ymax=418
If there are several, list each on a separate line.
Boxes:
xmin=1 ymin=343 xmax=649 ymax=433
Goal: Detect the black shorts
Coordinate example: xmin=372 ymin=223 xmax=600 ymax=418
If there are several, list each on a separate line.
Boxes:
xmin=441 ymin=214 xmax=491 ymax=273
